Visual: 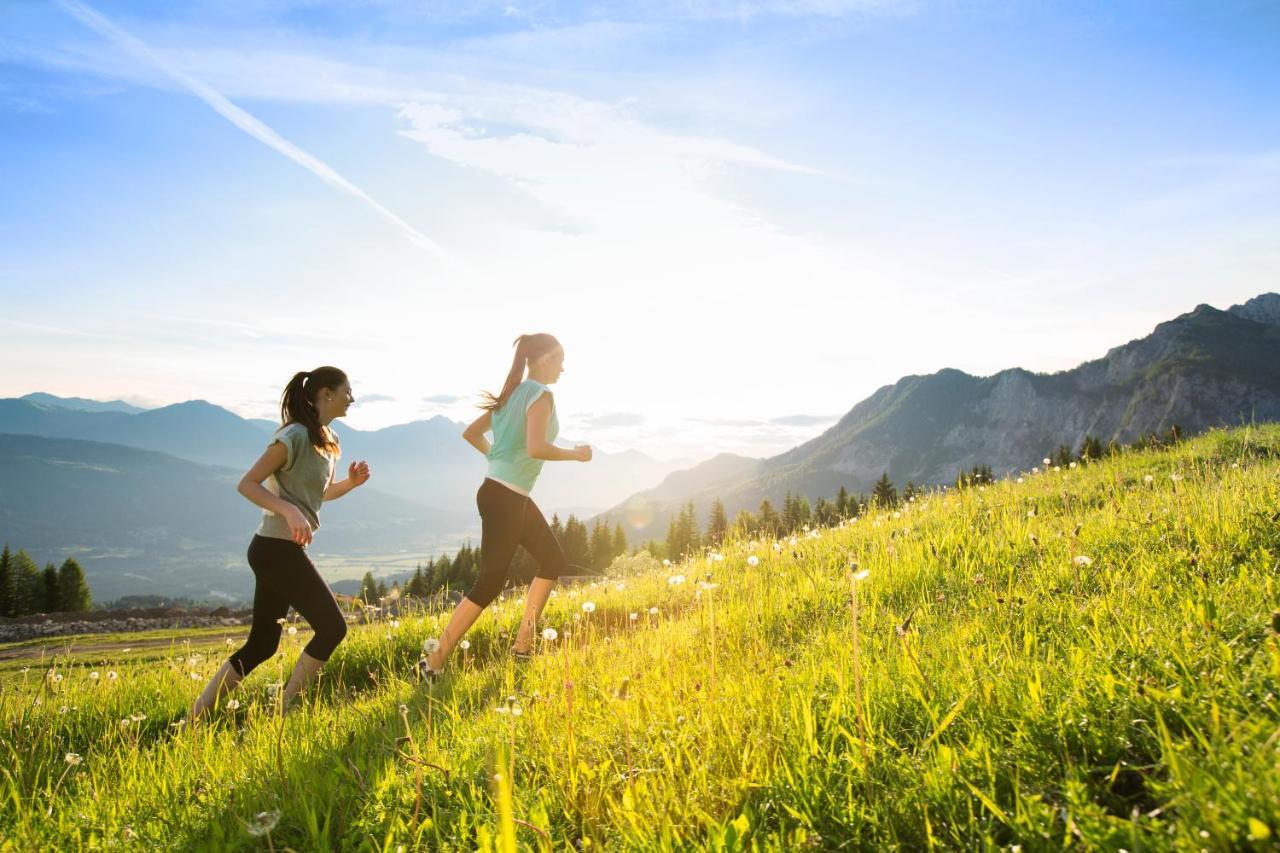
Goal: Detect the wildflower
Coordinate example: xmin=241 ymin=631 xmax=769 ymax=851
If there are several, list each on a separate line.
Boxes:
xmin=121 ymin=648 xmax=131 ymax=653
xmin=1053 ymin=466 xmax=1061 ymax=472
xmin=390 ymin=620 xmax=400 ymax=628
xmin=852 ymin=569 xmax=870 ymax=582
xmin=789 ymin=537 xmax=798 ymax=546
xmin=1073 ymin=555 xmax=1094 ymax=567
xmin=1143 ymin=474 xmax=1154 ymax=484
xmin=1069 ymin=462 xmax=1077 ymax=469
xmin=698 ymin=581 xmax=719 ymax=591
xmin=225 ymin=699 xmax=241 ymax=711
xmin=130 ymin=713 xmax=146 ymax=722
xmin=541 ymin=628 xmax=558 ymax=641
xmin=648 ymin=607 xmax=659 ymax=616
xmin=89 ymin=671 xmax=100 ymax=680
xmin=245 ymin=810 xmax=281 ymax=838
xmin=64 ymin=752 xmax=82 ymax=766
xmin=266 ymin=683 xmax=281 ymax=697
xmin=1032 ymin=467 xmax=1040 ymax=474
xmin=662 ymin=559 xmax=671 ymax=567
xmin=225 ymin=638 xmax=235 ymax=646
xmin=107 ymin=671 xmax=118 ymax=681
xmin=629 ymin=612 xmax=638 ymax=621
xmin=1170 ymin=473 xmax=1183 ymax=482
xmin=119 ymin=718 xmax=131 ymax=729
xmin=713 ymin=553 xmax=725 ymax=562
xmin=1043 ymin=457 xmax=1051 ymax=466
xmin=59 ymin=706 xmax=69 ymax=714
xmin=422 ymin=638 xmax=440 ymax=654
xmin=582 ymin=601 xmax=596 ymax=613
xmin=772 ymin=542 xmax=782 ymax=552
xmin=668 ymin=574 xmax=686 ymax=585
xmin=286 ymin=626 xmax=298 ymax=636
xmin=1027 ymin=509 xmax=1036 ymax=518
xmin=747 ymin=555 xmax=759 ymax=567
xmin=459 ymin=640 xmax=471 ymax=650
xmin=1016 ymin=477 xmax=1024 ymax=484
xmin=275 ymin=617 xmax=287 ymax=625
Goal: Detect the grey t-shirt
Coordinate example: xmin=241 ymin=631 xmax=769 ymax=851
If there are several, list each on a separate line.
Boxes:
xmin=256 ymin=423 xmax=338 ymax=543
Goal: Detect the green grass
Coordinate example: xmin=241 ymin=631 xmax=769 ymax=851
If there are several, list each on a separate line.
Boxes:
xmin=2 ymin=426 xmax=1279 ymax=850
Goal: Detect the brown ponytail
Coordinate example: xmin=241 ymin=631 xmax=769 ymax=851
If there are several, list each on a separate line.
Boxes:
xmin=480 ymin=334 xmax=560 ymax=412
xmin=280 ymin=366 xmax=346 ymax=454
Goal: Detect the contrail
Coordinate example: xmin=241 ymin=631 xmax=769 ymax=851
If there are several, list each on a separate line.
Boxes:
xmin=55 ymin=0 xmax=456 ymax=265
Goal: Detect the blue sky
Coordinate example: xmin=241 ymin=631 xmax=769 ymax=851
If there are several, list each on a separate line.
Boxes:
xmin=1 ymin=0 xmax=1277 ymax=460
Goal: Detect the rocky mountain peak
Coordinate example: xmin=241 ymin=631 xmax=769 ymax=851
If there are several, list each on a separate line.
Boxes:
xmin=1228 ymin=292 xmax=1280 ymax=326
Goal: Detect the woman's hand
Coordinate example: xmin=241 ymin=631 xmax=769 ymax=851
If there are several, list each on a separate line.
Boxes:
xmin=574 ymin=444 xmax=593 ymax=462
xmin=348 ymin=460 xmax=370 ymax=487
xmin=283 ymin=505 xmax=313 ymax=546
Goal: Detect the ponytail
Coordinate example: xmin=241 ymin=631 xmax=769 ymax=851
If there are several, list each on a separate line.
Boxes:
xmin=280 ymin=366 xmax=347 ymax=454
xmin=480 ymin=333 xmax=560 ymax=412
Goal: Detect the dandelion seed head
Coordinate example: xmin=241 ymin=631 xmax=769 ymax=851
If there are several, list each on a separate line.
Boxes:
xmin=541 ymin=628 xmax=558 ymax=641
xmin=648 ymin=607 xmax=659 ymax=616
xmin=1043 ymin=458 xmax=1051 ymax=466
xmin=747 ymin=555 xmax=759 ymax=567
xmin=275 ymin=617 xmax=287 ymax=625
xmin=107 ymin=671 xmax=118 ymax=681
xmin=852 ymin=570 xmax=870 ymax=582
xmin=225 ymin=699 xmax=240 ymax=711
xmin=286 ymin=626 xmax=298 ymax=636
xmin=582 ymin=601 xmax=596 ymax=613
xmin=459 ymin=640 xmax=471 ymax=650
xmin=668 ymin=574 xmax=686 ymax=585
xmin=64 ymin=752 xmax=82 ymax=766
xmin=1073 ymin=555 xmax=1094 ymax=567
xmin=1143 ymin=474 xmax=1154 ymax=484
xmin=246 ymin=810 xmax=281 ymax=837
xmin=89 ymin=671 xmax=99 ymax=680
xmin=422 ymin=638 xmax=440 ymax=653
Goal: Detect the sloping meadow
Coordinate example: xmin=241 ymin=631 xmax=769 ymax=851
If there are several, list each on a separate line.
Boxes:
xmin=2 ymin=426 xmax=1278 ymax=850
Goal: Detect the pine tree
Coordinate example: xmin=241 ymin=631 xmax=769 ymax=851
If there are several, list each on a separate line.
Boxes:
xmin=664 ymin=516 xmax=680 ymax=563
xmin=562 ymin=516 xmax=590 ymax=570
xmin=0 ymin=545 xmax=12 ymax=618
xmin=376 ymin=579 xmax=388 ymax=600
xmin=612 ymin=523 xmax=627 ymax=559
xmin=589 ymin=519 xmax=613 ymax=572
xmin=12 ymin=550 xmax=41 ymax=616
xmin=57 ymin=557 xmax=91 ymax=612
xmin=1078 ymin=434 xmax=1104 ymax=462
xmin=872 ymin=473 xmax=898 ymax=509
xmin=758 ymin=499 xmax=780 ymax=536
xmin=359 ymin=571 xmax=379 ymax=605
xmin=835 ymin=486 xmax=850 ymax=518
xmin=814 ymin=497 xmax=836 ymax=527
xmin=731 ymin=510 xmax=756 ymax=538
xmin=42 ymin=564 xmax=60 ymax=612
xmin=1055 ymin=444 xmax=1073 ymax=467
xmin=677 ymin=501 xmax=699 ymax=555
xmin=707 ymin=498 xmax=728 ymax=545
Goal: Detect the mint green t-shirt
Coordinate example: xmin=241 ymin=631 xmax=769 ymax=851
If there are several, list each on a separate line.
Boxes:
xmin=486 ymin=380 xmax=559 ymax=493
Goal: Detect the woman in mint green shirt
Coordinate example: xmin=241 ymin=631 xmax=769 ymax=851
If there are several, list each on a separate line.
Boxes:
xmin=419 ymin=334 xmax=592 ymax=679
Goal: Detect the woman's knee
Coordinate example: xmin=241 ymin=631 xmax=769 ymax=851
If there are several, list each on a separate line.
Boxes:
xmin=230 ymin=632 xmax=280 ymax=676
xmin=466 ymin=576 xmax=502 ymax=608
xmin=306 ymin=611 xmax=347 ymax=660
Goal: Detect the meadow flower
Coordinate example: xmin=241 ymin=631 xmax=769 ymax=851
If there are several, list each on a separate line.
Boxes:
xmin=119 ymin=718 xmax=131 ymax=729
xmin=582 ymin=601 xmax=596 ymax=613
xmin=422 ymin=638 xmax=440 ymax=653
xmin=89 ymin=671 xmax=99 ymax=680
xmin=275 ymin=617 xmax=287 ymax=625
xmin=190 ymin=672 xmax=201 ymax=680
xmin=107 ymin=671 xmax=118 ymax=681
xmin=390 ymin=620 xmax=400 ymax=628
xmin=629 ymin=612 xmax=638 ymax=621
xmin=1073 ymin=555 xmax=1094 ymax=567
xmin=648 ymin=607 xmax=659 ymax=616
xmin=1053 ymin=466 xmax=1061 ymax=472
xmin=1016 ymin=477 xmax=1024 ymax=484
xmin=662 ymin=559 xmax=671 ymax=567
xmin=1069 ymin=461 xmax=1078 ymax=469
xmin=52 ymin=673 xmax=63 ymax=683
xmin=1143 ymin=474 xmax=1154 ymax=484
xmin=747 ymin=555 xmax=760 ymax=567
xmin=1170 ymin=473 xmax=1183 ymax=482
xmin=266 ymin=683 xmax=281 ymax=697
xmin=64 ymin=752 xmax=82 ymax=766
xmin=699 ymin=581 xmax=719 ymax=590
xmin=789 ymin=537 xmax=798 ymax=546
xmin=712 ymin=553 xmax=725 ymax=562
xmin=773 ymin=542 xmax=782 ymax=552
xmin=225 ymin=699 xmax=240 ymax=711
xmin=459 ymin=640 xmax=471 ymax=650
xmin=245 ymin=810 xmax=281 ymax=838
xmin=286 ymin=626 xmax=298 ymax=636
xmin=1027 ymin=509 xmax=1036 ymax=518
xmin=1032 ymin=467 xmax=1040 ymax=474
xmin=122 ymin=648 xmax=131 ymax=653
xmin=541 ymin=628 xmax=558 ymax=641
xmin=130 ymin=713 xmax=146 ymax=722
xmin=59 ymin=706 xmax=69 ymax=714
xmin=225 ymin=638 xmax=235 ymax=646
xmin=1043 ymin=458 xmax=1051 ymax=466
xmin=852 ymin=569 xmax=870 ymax=582
xmin=668 ymin=574 xmax=686 ymax=585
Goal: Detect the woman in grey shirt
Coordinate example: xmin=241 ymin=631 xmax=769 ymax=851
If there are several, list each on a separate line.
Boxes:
xmin=189 ymin=366 xmax=370 ymax=723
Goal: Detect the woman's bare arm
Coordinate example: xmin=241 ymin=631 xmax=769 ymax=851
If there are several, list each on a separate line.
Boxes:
xmin=526 ymin=394 xmax=591 ymax=462
xmin=463 ymin=410 xmax=493 ymax=455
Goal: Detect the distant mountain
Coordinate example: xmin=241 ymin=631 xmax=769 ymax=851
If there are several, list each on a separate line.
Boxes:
xmin=600 ymin=293 xmax=1280 ymax=543
xmin=20 ymin=393 xmax=146 ymax=414
xmin=0 ymin=400 xmax=683 ymax=519
xmin=0 ymin=434 xmax=473 ymax=602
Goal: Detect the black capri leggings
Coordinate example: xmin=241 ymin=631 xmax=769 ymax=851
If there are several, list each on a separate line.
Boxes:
xmin=227 ymin=535 xmax=348 ymax=678
xmin=466 ymin=478 xmax=569 ymax=607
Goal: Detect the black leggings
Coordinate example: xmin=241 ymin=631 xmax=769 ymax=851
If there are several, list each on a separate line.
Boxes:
xmin=227 ymin=535 xmax=348 ymax=678
xmin=466 ymin=478 xmax=568 ymax=607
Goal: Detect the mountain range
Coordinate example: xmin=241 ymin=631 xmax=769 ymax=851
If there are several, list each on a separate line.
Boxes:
xmin=599 ymin=293 xmax=1280 ymax=543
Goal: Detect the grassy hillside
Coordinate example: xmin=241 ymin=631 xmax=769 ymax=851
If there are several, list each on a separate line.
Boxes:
xmin=2 ymin=425 xmax=1278 ymax=850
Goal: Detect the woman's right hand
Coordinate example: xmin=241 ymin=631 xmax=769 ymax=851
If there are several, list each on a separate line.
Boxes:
xmin=574 ymin=444 xmax=593 ymax=462
xmin=284 ymin=505 xmax=313 ymax=546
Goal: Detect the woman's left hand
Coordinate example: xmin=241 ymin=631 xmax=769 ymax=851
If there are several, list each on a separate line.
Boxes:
xmin=348 ymin=460 xmax=371 ymax=487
